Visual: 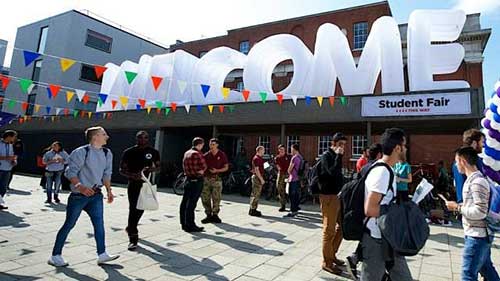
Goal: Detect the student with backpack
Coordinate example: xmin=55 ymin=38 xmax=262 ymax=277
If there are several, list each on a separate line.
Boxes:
xmin=284 ymin=144 xmax=302 ymax=218
xmin=445 ymin=147 xmax=499 ymax=281
xmin=319 ymin=132 xmax=347 ymax=275
xmin=42 ymin=141 xmax=69 ymax=204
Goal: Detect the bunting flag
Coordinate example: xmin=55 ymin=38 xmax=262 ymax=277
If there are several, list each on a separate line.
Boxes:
xmin=221 ymin=87 xmax=230 ymax=99
xmin=19 ymin=78 xmax=33 ymax=94
xmin=201 ymin=84 xmax=210 ymax=98
xmin=196 ymin=105 xmax=203 ymax=112
xmin=208 ymin=105 xmax=214 ymax=113
xmin=8 ymin=100 xmax=16 ymax=109
xmin=138 ymin=99 xmax=146 ymax=109
xmin=317 ymin=96 xmax=324 ymax=107
xmin=21 ymin=102 xmax=28 ymax=111
xmin=75 ymin=89 xmax=86 ymax=101
xmin=45 ymin=106 xmax=51 ymax=115
xmin=51 ymin=116 xmax=56 ymax=122
xmin=47 ymin=88 xmax=52 ymax=99
xmin=73 ymin=110 xmax=79 ymax=118
xmin=242 ymin=90 xmax=250 ymax=101
xmin=151 ymin=76 xmax=163 ymax=91
xmin=82 ymin=94 xmax=90 ymax=105
xmin=49 ymin=84 xmax=61 ymax=99
xmin=64 ymin=108 xmax=69 ymax=116
xmin=155 ymin=101 xmax=163 ymax=114
xmin=218 ymin=105 xmax=224 ymax=113
xmin=60 ymin=58 xmax=76 ymax=72
xmin=80 ymin=111 xmax=85 ymax=118
xmin=119 ymin=96 xmax=129 ymax=108
xmin=340 ymin=96 xmax=347 ymax=106
xmin=0 ymin=75 xmax=10 ymax=90
xmin=259 ymin=92 xmax=267 ymax=104
xmin=66 ymin=91 xmax=75 ymax=103
xmin=94 ymin=65 xmax=107 ymax=79
xmin=291 ymin=96 xmax=298 ymax=106
xmin=34 ymin=104 xmax=41 ymax=113
xmin=329 ymin=96 xmax=335 ymax=107
xmin=87 ymin=112 xmax=92 ymax=119
xmin=276 ymin=94 xmax=284 ymax=105
xmin=184 ymin=104 xmax=191 ymax=113
xmin=23 ymin=50 xmax=41 ymax=66
xmin=146 ymin=106 xmax=152 ymax=114
xmin=228 ymin=105 xmax=236 ymax=113
xmin=177 ymin=80 xmax=187 ymax=94
xmin=111 ymin=100 xmax=118 ymax=109
xmin=136 ymin=104 xmax=142 ymax=111
xmin=165 ymin=108 xmax=171 ymax=116
xmin=171 ymin=102 xmax=177 ymax=112
xmin=305 ymin=96 xmax=312 ymax=106
xmin=98 ymin=93 xmax=108 ymax=106
xmin=55 ymin=108 xmax=62 ymax=115
xmin=124 ymin=71 xmax=138 ymax=84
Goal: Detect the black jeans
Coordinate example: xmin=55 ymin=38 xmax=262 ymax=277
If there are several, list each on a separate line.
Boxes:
xmin=127 ymin=181 xmax=144 ymax=242
xmin=179 ymin=178 xmax=203 ymax=228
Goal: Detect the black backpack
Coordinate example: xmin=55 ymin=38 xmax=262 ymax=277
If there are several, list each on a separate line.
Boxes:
xmin=339 ymin=162 xmax=394 ymax=241
xmin=297 ymin=156 xmax=307 ymax=177
xmin=307 ymin=160 xmax=321 ymax=195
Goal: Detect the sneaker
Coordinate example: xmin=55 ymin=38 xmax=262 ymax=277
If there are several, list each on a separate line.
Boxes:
xmin=0 ymin=205 xmax=8 ymax=210
xmin=54 ymin=197 xmax=60 ymax=204
xmin=284 ymin=212 xmax=297 ymax=218
xmin=184 ymin=226 xmax=205 ymax=233
xmin=201 ymin=216 xmax=213 ymax=224
xmin=45 ymin=199 xmax=52 ymax=204
xmin=48 ymin=255 xmax=68 ymax=267
xmin=346 ymin=256 xmax=358 ymax=279
xmin=278 ymin=206 xmax=286 ymax=212
xmin=322 ymin=263 xmax=342 ymax=275
xmin=97 ymin=252 xmax=120 ymax=265
xmin=127 ymin=242 xmax=138 ymax=251
xmin=211 ymin=215 xmax=222 ymax=224
xmin=249 ymin=209 xmax=262 ymax=217
xmin=442 ymin=220 xmax=453 ymax=227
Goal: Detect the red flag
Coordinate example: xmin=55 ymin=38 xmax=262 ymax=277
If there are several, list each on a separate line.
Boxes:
xmin=218 ymin=105 xmax=224 ymax=113
xmin=151 ymin=76 xmax=163 ymax=91
xmin=276 ymin=94 xmax=283 ymax=105
xmin=111 ymin=100 xmax=118 ymax=109
xmin=242 ymin=90 xmax=250 ymax=101
xmin=64 ymin=108 xmax=69 ymax=116
xmin=138 ymin=99 xmax=146 ymax=108
xmin=329 ymin=96 xmax=335 ymax=107
xmin=19 ymin=118 xmax=24 ymax=124
xmin=0 ymin=75 xmax=10 ymax=90
xmin=21 ymin=102 xmax=28 ymax=111
xmin=94 ymin=65 xmax=107 ymax=79
xmin=49 ymin=84 xmax=61 ymax=99
xmin=171 ymin=102 xmax=177 ymax=112
xmin=82 ymin=94 xmax=90 ymax=105
xmin=80 ymin=111 xmax=86 ymax=118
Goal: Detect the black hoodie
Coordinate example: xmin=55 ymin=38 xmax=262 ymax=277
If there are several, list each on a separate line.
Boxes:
xmin=319 ymin=147 xmax=344 ymax=195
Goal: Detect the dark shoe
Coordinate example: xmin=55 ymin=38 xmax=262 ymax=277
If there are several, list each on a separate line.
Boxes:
xmin=184 ymin=226 xmax=204 ymax=233
xmin=284 ymin=212 xmax=298 ymax=218
xmin=332 ymin=257 xmax=345 ymax=266
xmin=127 ymin=242 xmax=137 ymax=251
xmin=249 ymin=209 xmax=262 ymax=217
xmin=211 ymin=215 xmax=222 ymax=224
xmin=322 ymin=263 xmax=342 ymax=275
xmin=278 ymin=206 xmax=286 ymax=212
xmin=0 ymin=205 xmax=7 ymax=210
xmin=201 ymin=216 xmax=213 ymax=224
xmin=54 ymin=196 xmax=60 ymax=204
xmin=346 ymin=256 xmax=358 ymax=279
xmin=45 ymin=199 xmax=52 ymax=204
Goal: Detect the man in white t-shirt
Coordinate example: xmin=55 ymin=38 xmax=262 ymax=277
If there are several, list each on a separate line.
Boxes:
xmin=361 ymin=128 xmax=412 ymax=281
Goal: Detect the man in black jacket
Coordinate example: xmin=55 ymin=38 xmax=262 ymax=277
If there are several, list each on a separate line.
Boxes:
xmin=319 ymin=132 xmax=347 ymax=275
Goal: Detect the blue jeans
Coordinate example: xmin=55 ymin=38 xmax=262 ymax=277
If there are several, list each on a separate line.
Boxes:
xmin=180 ymin=178 xmax=203 ymax=228
xmin=0 ymin=170 xmax=10 ymax=198
xmin=289 ymin=181 xmax=301 ymax=212
xmin=46 ymin=170 xmax=63 ymax=200
xmin=463 ymin=235 xmax=500 ymax=281
xmin=52 ymin=192 xmax=106 ymax=256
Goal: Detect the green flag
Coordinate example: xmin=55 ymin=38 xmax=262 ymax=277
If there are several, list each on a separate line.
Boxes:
xmin=19 ymin=79 xmax=33 ymax=94
xmin=259 ymin=92 xmax=267 ymax=104
xmin=124 ymin=71 xmax=138 ymax=84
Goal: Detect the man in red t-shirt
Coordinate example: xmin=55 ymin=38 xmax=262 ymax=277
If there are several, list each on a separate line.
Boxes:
xmin=274 ymin=144 xmax=290 ymax=212
xmin=249 ymin=146 xmax=265 ymax=217
xmin=201 ymin=138 xmax=228 ymax=224
xmin=356 ymin=147 xmax=369 ymax=173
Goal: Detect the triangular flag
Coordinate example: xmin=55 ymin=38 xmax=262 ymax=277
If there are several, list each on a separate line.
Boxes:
xmin=138 ymin=99 xmax=146 ymax=109
xmin=228 ymin=105 xmax=235 ymax=112
xmin=21 ymin=102 xmax=28 ymax=111
xmin=146 ymin=106 xmax=152 ymax=114
xmin=196 ymin=105 xmax=203 ymax=112
xmin=124 ymin=71 xmax=138 ymax=84
xmin=19 ymin=79 xmax=33 ymax=94
xmin=120 ymin=96 xmax=129 ymax=108
xmin=165 ymin=108 xmax=171 ymax=116
xmin=66 ymin=91 xmax=75 ymax=103
xmin=45 ymin=106 xmax=51 ymax=115
xmin=82 ymin=94 xmax=90 ymax=105
xmin=218 ymin=105 xmax=225 ymax=113
xmin=317 ymin=96 xmax=324 ymax=107
xmin=171 ymin=102 xmax=177 ymax=112
xmin=259 ymin=92 xmax=267 ymax=104
xmin=0 ymin=75 xmax=10 ymax=91
xmin=23 ymin=50 xmax=41 ymax=66
xmin=73 ymin=110 xmax=79 ymax=118
xmin=201 ymin=84 xmax=210 ymax=98
xmin=64 ymin=108 xmax=69 ymax=116
xmin=55 ymin=108 xmax=62 ymax=115
xmin=34 ymin=104 xmax=41 ymax=113
xmin=49 ymin=84 xmax=61 ymax=99
xmin=94 ymin=65 xmax=107 ymax=79
xmin=184 ymin=104 xmax=191 ymax=113
xmin=305 ymin=96 xmax=311 ymax=106
xmin=47 ymin=88 xmax=52 ymax=99
xmin=80 ymin=111 xmax=85 ymax=118
xmin=75 ymin=89 xmax=85 ymax=101
xmin=19 ymin=118 xmax=24 ymax=124
xmin=221 ymin=87 xmax=230 ymax=99
xmin=151 ymin=76 xmax=163 ymax=91
xmin=8 ymin=100 xmax=16 ymax=109
xmin=208 ymin=105 xmax=214 ymax=113
xmin=98 ymin=93 xmax=108 ymax=106
xmin=111 ymin=100 xmax=118 ymax=109
xmin=136 ymin=104 xmax=142 ymax=111
xmin=340 ymin=96 xmax=347 ymax=106
xmin=155 ymin=101 xmax=163 ymax=114
xmin=87 ymin=112 xmax=92 ymax=119
xmin=329 ymin=96 xmax=335 ymax=107
xmin=177 ymin=80 xmax=187 ymax=94
xmin=60 ymin=58 xmax=76 ymax=72
xmin=291 ymin=96 xmax=298 ymax=106
xmin=242 ymin=90 xmax=250 ymax=101
xmin=276 ymin=94 xmax=283 ymax=105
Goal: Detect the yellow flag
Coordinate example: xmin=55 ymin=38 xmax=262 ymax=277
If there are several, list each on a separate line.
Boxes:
xmin=208 ymin=105 xmax=214 ymax=113
xmin=221 ymin=87 xmax=230 ymax=99
xmin=60 ymin=58 xmax=76 ymax=72
xmin=146 ymin=106 xmax=152 ymax=114
xmin=119 ymin=96 xmax=129 ymax=108
xmin=66 ymin=91 xmax=75 ymax=103
xmin=88 ymin=112 xmax=92 ymax=119
xmin=34 ymin=104 xmax=41 ymax=113
xmin=317 ymin=96 xmax=323 ymax=107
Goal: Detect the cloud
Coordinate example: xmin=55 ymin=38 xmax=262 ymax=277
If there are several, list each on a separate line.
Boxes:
xmin=453 ymin=0 xmax=500 ymax=15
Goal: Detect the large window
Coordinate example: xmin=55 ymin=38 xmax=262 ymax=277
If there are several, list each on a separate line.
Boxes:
xmin=85 ymin=29 xmax=112 ymax=53
xmin=239 ymin=40 xmax=250 ymax=54
xmin=80 ymin=63 xmax=102 ymax=84
xmin=37 ymin=26 xmax=48 ymax=53
xmin=352 ymin=135 xmax=368 ymax=158
xmin=287 ymin=136 xmax=300 ymax=153
xmin=258 ymin=136 xmax=271 ymax=156
xmin=353 ymin=22 xmax=368 ymax=49
xmin=318 ymin=136 xmax=333 ymax=156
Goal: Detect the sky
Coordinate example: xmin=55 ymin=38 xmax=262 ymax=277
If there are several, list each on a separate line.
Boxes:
xmin=0 ymin=0 xmax=498 ymax=96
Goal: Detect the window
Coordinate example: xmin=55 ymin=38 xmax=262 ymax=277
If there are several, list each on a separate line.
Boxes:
xmin=239 ymin=40 xmax=250 ymax=54
xmin=237 ymin=81 xmax=244 ymax=92
xmin=199 ymin=51 xmax=207 ymax=58
xmin=32 ymin=60 xmax=42 ymax=82
xmin=287 ymin=136 xmax=300 ymax=153
xmin=37 ymin=26 xmax=48 ymax=53
xmin=80 ymin=64 xmax=102 ymax=84
xmin=85 ymin=29 xmax=112 ymax=53
xmin=352 ymin=135 xmax=368 ymax=158
xmin=318 ymin=136 xmax=333 ymax=156
xmin=26 ymin=60 xmax=42 ymax=115
xmin=353 ymin=22 xmax=368 ymax=49
xmin=26 ymin=93 xmax=36 ymax=116
xmin=258 ymin=136 xmax=271 ymax=156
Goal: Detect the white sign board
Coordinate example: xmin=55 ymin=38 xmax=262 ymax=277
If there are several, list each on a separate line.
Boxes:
xmin=361 ymin=92 xmax=471 ymax=117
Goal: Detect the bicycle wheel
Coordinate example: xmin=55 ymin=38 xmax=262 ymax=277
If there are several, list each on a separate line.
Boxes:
xmin=173 ymin=173 xmax=186 ymax=195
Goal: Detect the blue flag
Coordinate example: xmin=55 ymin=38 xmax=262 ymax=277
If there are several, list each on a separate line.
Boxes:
xmin=23 ymin=50 xmax=42 ymax=66
xmin=201 ymin=84 xmax=210 ymax=98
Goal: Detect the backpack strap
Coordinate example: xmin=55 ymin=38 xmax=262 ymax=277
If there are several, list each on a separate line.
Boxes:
xmin=364 ymin=162 xmax=395 ymax=195
xmin=84 ymin=145 xmax=109 ymax=166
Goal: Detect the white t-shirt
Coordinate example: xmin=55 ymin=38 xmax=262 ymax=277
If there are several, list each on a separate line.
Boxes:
xmin=364 ymin=160 xmax=397 ymax=239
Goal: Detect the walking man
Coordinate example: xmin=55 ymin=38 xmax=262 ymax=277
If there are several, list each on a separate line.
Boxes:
xmin=120 ymin=131 xmax=160 ymax=250
xmin=284 ymin=144 xmax=302 ymax=218
xmin=249 ymin=146 xmax=265 ymax=217
xmin=48 ymin=126 xmax=119 ymax=267
xmin=275 ymin=144 xmax=291 ymax=212
xmin=201 ymin=138 xmax=228 ymax=224
xmin=180 ymin=137 xmax=207 ymax=232
xmin=0 ymin=130 xmax=17 ymax=210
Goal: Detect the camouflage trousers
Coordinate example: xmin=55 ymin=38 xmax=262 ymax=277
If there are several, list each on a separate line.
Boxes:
xmin=201 ymin=177 xmax=223 ymax=216
xmin=276 ymin=173 xmax=287 ymax=207
xmin=249 ymin=175 xmax=263 ymax=210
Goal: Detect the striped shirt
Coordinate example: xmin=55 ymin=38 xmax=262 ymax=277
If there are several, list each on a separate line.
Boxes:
xmin=460 ymin=171 xmax=490 ymax=237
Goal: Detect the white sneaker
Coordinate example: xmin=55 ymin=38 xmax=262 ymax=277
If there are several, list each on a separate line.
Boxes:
xmin=48 ymin=255 xmax=68 ymax=267
xmin=97 ymin=252 xmax=119 ymax=265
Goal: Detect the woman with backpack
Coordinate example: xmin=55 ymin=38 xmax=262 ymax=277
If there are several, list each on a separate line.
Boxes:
xmin=43 ymin=142 xmax=69 ymax=203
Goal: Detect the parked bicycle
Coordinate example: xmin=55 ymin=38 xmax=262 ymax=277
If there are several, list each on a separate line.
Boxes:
xmin=172 ymin=172 xmax=187 ymax=195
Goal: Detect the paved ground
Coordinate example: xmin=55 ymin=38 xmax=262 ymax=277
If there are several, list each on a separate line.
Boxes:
xmin=0 ymin=175 xmax=499 ymax=281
